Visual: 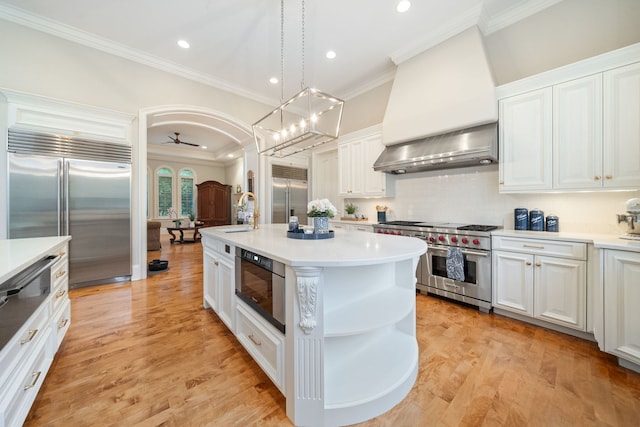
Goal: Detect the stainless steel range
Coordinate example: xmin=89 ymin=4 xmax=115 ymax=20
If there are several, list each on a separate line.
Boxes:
xmin=372 ymin=221 xmax=499 ymax=313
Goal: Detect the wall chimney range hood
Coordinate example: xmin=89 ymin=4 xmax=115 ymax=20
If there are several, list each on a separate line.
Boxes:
xmin=376 ymin=26 xmax=498 ymax=174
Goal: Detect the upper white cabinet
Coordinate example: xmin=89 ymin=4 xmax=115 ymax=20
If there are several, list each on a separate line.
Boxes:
xmin=338 ymin=127 xmax=392 ymax=198
xmin=553 ymin=74 xmax=603 ymax=189
xmin=499 ymin=88 xmax=552 ymax=191
xmin=603 ymin=62 xmax=640 ymax=188
xmin=497 ymin=44 xmax=640 ymax=193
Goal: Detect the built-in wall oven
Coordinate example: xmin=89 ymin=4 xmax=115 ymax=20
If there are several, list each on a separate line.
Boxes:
xmin=373 ymin=221 xmax=497 ymax=312
xmin=235 ymin=248 xmax=285 ymax=333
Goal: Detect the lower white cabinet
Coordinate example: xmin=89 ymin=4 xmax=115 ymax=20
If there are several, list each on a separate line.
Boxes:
xmin=0 ymin=239 xmax=70 ymax=427
xmin=329 ymin=221 xmax=373 ymax=233
xmin=603 ymin=249 xmax=640 ymax=366
xmin=492 ymin=236 xmax=586 ymax=331
xmin=202 ymin=238 xmax=235 ymax=332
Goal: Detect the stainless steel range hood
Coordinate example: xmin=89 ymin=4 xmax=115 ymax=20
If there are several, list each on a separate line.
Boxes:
xmin=377 ymin=26 xmax=498 ymax=174
xmin=374 ymin=122 xmax=497 ymax=174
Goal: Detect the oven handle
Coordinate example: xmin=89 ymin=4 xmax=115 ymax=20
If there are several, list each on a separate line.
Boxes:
xmin=428 ymin=246 xmax=490 ymax=258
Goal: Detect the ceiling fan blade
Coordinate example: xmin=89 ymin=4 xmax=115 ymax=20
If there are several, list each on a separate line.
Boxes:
xmin=180 ymin=141 xmax=200 ymax=147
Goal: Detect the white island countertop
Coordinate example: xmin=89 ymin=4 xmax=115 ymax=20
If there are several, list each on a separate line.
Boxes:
xmin=199 ymin=223 xmax=426 ymax=266
xmin=0 ymin=236 xmax=72 ymax=283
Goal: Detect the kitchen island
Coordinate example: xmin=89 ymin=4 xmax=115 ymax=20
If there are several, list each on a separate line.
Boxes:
xmin=200 ymin=224 xmax=426 ymax=427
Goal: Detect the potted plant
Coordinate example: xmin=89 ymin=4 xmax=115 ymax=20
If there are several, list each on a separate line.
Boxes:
xmin=189 ymin=212 xmax=196 ymax=228
xmin=345 ymin=202 xmax=357 ymax=218
xmin=307 ymin=199 xmax=337 ymax=234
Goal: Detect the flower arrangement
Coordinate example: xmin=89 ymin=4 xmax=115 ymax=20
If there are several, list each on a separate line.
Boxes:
xmin=167 ymin=207 xmax=181 ymax=226
xmin=307 ymin=199 xmax=338 ymax=218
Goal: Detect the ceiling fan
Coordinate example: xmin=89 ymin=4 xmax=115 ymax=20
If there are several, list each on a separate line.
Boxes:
xmin=166 ymin=132 xmax=199 ymax=147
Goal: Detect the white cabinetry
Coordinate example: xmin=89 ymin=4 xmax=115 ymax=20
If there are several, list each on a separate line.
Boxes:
xmin=492 ymin=236 xmax=586 ymax=331
xmin=603 ymin=62 xmax=640 ymax=188
xmin=499 ymin=88 xmax=552 ymax=191
xmin=338 ymin=128 xmax=391 ymax=198
xmin=0 ymin=239 xmax=70 ymax=427
xmin=202 ymin=238 xmax=235 ymax=332
xmin=497 ymin=46 xmax=640 ymax=193
xmin=603 ymin=249 xmax=640 ymax=367
xmin=329 ymin=221 xmax=373 ymax=233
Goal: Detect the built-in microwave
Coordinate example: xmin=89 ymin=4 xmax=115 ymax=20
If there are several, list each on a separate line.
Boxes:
xmin=235 ymin=248 xmax=285 ymax=333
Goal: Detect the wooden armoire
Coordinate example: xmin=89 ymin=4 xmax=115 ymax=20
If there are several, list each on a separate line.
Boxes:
xmin=196 ymin=181 xmax=231 ymax=226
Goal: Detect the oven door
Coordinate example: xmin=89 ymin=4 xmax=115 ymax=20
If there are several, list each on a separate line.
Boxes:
xmin=235 ymin=257 xmax=285 ymax=333
xmin=425 ymin=246 xmax=491 ymax=301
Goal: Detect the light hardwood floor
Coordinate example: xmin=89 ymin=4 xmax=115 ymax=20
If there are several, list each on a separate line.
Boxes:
xmin=25 ymin=234 xmax=640 ymax=426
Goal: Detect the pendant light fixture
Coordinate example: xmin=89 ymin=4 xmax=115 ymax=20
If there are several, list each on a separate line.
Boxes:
xmin=253 ymin=0 xmax=344 ymax=158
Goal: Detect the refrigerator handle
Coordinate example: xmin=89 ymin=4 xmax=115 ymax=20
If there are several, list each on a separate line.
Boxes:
xmin=62 ymin=160 xmax=69 ymax=236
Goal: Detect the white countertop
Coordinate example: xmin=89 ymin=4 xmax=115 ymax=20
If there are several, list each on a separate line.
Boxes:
xmin=493 ymin=229 xmax=640 ymax=253
xmin=200 ymin=223 xmax=426 ymax=267
xmin=0 ymin=236 xmax=71 ymax=283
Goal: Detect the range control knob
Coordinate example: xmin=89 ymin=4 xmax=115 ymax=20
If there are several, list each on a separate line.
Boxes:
xmin=384 ymin=230 xmax=389 ymax=234
xmin=397 ymin=231 xmax=402 ymax=236
xmin=377 ymin=230 xmax=382 ymax=234
xmin=473 ymin=239 xmax=480 ymax=245
xmin=461 ymin=238 xmax=469 ymax=244
xmin=390 ymin=231 xmax=396 ymax=235
xmin=438 ymin=236 xmax=445 ymax=242
xmin=429 ymin=236 xmax=435 ymax=243
xmin=451 ymin=236 xmax=458 ymax=243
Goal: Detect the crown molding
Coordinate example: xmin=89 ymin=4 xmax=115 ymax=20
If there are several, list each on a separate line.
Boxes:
xmin=0 ymin=4 xmax=280 ymax=108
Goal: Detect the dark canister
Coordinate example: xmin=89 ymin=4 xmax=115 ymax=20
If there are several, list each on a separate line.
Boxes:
xmin=546 ymin=215 xmax=559 ymax=232
xmin=529 ymin=209 xmax=544 ymax=231
xmin=514 ymin=208 xmax=528 ymax=230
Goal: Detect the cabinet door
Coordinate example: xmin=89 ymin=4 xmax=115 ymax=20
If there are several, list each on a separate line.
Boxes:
xmin=553 ymin=75 xmax=603 ymax=189
xmin=362 ymin=135 xmax=387 ymax=196
xmin=603 ymin=62 xmax=640 ymax=188
xmin=349 ymin=139 xmax=364 ymax=195
xmin=218 ymin=257 xmax=235 ymax=332
xmin=203 ymin=251 xmax=218 ymax=311
xmin=534 ymin=255 xmax=586 ymax=330
xmin=604 ymin=250 xmax=640 ymax=364
xmin=492 ymin=251 xmax=534 ymax=315
xmin=338 ymin=143 xmax=352 ymax=196
xmin=499 ymin=88 xmax=552 ymax=192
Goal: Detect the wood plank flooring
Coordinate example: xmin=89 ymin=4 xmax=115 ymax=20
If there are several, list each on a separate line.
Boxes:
xmin=25 ymin=235 xmax=640 ymax=426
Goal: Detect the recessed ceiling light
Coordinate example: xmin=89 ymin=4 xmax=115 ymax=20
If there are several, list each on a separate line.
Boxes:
xmin=177 ymin=40 xmax=190 ymax=49
xmin=396 ymin=1 xmax=411 ymax=13
xmin=269 ymin=77 xmax=279 ymax=84
xmin=326 ymin=50 xmax=336 ymax=60
xmin=227 ymin=153 xmax=235 ymax=158
xmin=201 ymin=146 xmax=207 ymax=149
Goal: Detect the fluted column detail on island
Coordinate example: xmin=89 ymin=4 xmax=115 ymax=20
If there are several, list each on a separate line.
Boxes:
xmin=294 ymin=267 xmax=322 ymax=334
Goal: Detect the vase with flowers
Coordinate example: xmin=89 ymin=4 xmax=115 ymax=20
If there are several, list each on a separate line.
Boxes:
xmin=168 ymin=207 xmax=181 ymax=228
xmin=307 ymin=199 xmax=337 ymax=234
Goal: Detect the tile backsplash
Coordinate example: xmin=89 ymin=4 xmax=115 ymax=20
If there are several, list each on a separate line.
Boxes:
xmin=344 ymin=166 xmax=639 ymax=234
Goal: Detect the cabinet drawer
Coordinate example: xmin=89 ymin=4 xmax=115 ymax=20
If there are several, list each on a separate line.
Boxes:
xmin=0 ymin=334 xmax=51 ymax=427
xmin=492 ymin=236 xmax=586 ymax=260
xmin=235 ymin=302 xmax=284 ymax=392
xmin=0 ymin=302 xmax=50 ymax=391
xmin=51 ymin=299 xmax=71 ymax=353
xmin=51 ymin=250 xmax=69 ymax=289
xmin=51 ymin=279 xmax=69 ymax=315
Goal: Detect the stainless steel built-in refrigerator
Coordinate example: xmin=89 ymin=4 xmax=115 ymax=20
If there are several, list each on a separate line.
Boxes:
xmin=271 ymin=165 xmax=308 ymax=225
xmin=7 ymin=129 xmax=132 ymax=288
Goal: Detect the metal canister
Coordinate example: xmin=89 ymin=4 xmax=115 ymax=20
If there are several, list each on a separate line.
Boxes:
xmin=514 ymin=208 xmax=528 ymax=230
xmin=529 ymin=209 xmax=544 ymax=231
xmin=546 ymin=215 xmax=559 ymax=232
xmin=288 ymin=216 xmax=299 ymax=231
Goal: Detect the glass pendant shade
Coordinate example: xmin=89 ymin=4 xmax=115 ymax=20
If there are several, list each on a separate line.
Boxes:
xmin=253 ymin=87 xmax=344 ymax=157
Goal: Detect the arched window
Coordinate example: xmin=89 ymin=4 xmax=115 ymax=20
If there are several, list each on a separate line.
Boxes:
xmin=157 ymin=167 xmax=173 ymax=217
xmin=179 ymin=169 xmax=196 ymax=217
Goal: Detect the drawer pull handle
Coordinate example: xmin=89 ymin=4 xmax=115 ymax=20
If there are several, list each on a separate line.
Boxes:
xmin=58 ymin=318 xmax=69 ymax=329
xmin=535 ymin=262 xmax=541 ymax=267
xmin=523 ymin=245 xmax=544 ymax=249
xmin=605 ymin=175 xmax=612 ymax=180
xmin=55 ymin=270 xmax=66 ymax=279
xmin=214 ymin=261 xmax=219 ymax=266
xmin=20 ymin=329 xmax=38 ymax=345
xmin=594 ymin=175 xmax=601 ymax=180
xmin=58 ymin=251 xmax=66 ymax=257
xmin=248 ymin=333 xmax=262 ymax=346
xmin=56 ymin=289 xmax=67 ymax=298
xmin=24 ymin=371 xmax=42 ymax=390
xmin=526 ymin=262 xmax=532 ymax=266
